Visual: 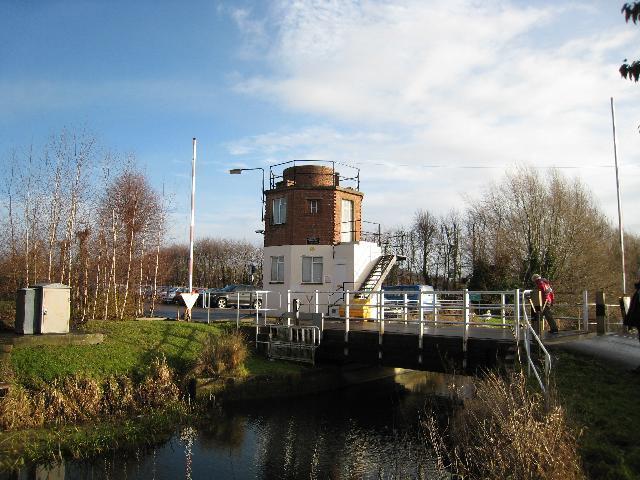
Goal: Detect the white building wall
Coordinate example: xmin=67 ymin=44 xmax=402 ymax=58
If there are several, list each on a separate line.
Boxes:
xmin=263 ymin=241 xmax=383 ymax=316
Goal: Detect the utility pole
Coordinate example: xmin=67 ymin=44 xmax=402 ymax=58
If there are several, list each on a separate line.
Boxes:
xmin=610 ymin=97 xmax=626 ymax=294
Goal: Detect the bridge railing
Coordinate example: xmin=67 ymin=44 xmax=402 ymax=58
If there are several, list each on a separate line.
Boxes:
xmin=519 ymin=291 xmax=552 ymax=395
xmin=196 ymin=288 xmax=621 ymax=338
xmin=285 ymin=288 xmax=522 ymax=332
xmin=279 ymin=288 xmax=524 ymax=369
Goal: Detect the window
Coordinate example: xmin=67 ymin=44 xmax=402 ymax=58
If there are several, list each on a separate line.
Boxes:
xmin=270 ymin=256 xmax=284 ymax=282
xmin=308 ymin=199 xmax=319 ymax=214
xmin=340 ymin=199 xmax=354 ymax=242
xmin=272 ymin=197 xmax=287 ymax=224
xmin=302 ymin=256 xmax=323 ymax=283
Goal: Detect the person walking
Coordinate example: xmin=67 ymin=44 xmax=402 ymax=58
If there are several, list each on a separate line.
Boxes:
xmin=624 ymin=280 xmax=640 ymax=343
xmin=532 ymin=274 xmax=559 ymax=334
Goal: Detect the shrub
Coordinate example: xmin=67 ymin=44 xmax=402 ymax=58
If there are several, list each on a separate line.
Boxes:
xmin=0 ymin=385 xmax=42 ymax=430
xmin=425 ymin=371 xmax=585 ymax=480
xmin=101 ymin=375 xmax=136 ymax=416
xmin=44 ymin=376 xmax=102 ymax=425
xmin=193 ymin=331 xmax=248 ymax=378
xmin=0 ymin=301 xmax=15 ymax=332
xmin=137 ymin=356 xmax=180 ymax=408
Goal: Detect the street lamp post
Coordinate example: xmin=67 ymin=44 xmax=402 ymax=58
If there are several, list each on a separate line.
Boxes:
xmin=610 ymin=97 xmax=626 ymax=294
xmin=229 ymin=167 xmax=265 ymax=222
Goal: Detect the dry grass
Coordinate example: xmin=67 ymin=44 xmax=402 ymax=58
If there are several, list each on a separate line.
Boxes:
xmin=0 ymin=357 xmax=13 ymax=383
xmin=0 ymin=385 xmax=43 ymax=430
xmin=101 ymin=375 xmax=136 ymax=416
xmin=137 ymin=356 xmax=180 ymax=408
xmin=193 ymin=330 xmax=248 ymax=379
xmin=0 ymin=356 xmax=181 ymax=431
xmin=425 ymin=371 xmax=585 ymax=480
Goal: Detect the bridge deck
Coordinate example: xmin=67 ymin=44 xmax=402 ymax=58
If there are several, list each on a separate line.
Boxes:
xmin=322 ymin=320 xmax=518 ymax=342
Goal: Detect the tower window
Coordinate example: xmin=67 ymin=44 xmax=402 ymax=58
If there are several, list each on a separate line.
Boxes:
xmin=270 ymin=256 xmax=284 ymax=282
xmin=308 ymin=199 xmax=319 ymax=214
xmin=340 ymin=199 xmax=354 ymax=242
xmin=272 ymin=197 xmax=287 ymax=224
xmin=302 ymin=256 xmax=323 ymax=283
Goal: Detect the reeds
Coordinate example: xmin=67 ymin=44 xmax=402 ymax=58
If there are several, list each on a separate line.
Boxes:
xmin=0 ymin=356 xmax=181 ymax=431
xmin=424 ymin=371 xmax=585 ymax=480
xmin=193 ymin=330 xmax=248 ymax=379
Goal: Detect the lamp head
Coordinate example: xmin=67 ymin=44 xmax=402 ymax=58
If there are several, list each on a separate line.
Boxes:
xmin=229 ymin=168 xmax=243 ymax=174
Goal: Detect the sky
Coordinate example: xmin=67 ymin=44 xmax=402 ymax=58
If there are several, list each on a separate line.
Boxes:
xmin=2 ymin=0 xmax=640 ymax=244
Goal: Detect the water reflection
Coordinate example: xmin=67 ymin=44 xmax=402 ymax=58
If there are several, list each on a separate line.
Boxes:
xmin=11 ymin=369 xmax=462 ymax=480
xmin=179 ymin=427 xmax=196 ymax=480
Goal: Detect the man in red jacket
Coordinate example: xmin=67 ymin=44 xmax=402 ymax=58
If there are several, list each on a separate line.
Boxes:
xmin=532 ymin=274 xmax=559 ymax=334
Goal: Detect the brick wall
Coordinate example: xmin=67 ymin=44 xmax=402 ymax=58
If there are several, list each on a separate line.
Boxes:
xmin=265 ymin=186 xmax=363 ymax=247
xmin=281 ymin=165 xmax=336 ymax=187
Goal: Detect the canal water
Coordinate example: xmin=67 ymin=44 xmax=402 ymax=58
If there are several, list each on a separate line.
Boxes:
xmin=16 ymin=370 xmax=470 ymax=479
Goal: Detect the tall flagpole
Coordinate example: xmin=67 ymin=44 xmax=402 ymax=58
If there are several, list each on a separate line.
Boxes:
xmin=610 ymin=97 xmax=626 ymax=294
xmin=189 ymin=138 xmax=196 ymax=294
xmin=178 ymin=138 xmax=198 ymax=321
xmin=179 ymin=138 xmax=199 ymax=320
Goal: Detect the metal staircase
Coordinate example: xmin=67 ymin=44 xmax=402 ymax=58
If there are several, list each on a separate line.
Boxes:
xmin=356 ymin=255 xmax=397 ymax=299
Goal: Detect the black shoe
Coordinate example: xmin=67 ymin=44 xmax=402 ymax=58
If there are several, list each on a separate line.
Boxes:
xmin=549 ymin=330 xmax=559 ymax=335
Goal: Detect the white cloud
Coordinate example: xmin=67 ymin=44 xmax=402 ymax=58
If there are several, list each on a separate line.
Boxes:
xmin=233 ymin=0 xmax=560 ymax=124
xmin=226 ymin=0 xmax=640 ymax=234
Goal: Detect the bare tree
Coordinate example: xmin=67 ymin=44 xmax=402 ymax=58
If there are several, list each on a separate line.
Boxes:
xmin=98 ymin=169 xmax=161 ymax=319
xmin=413 ymin=209 xmax=438 ymax=285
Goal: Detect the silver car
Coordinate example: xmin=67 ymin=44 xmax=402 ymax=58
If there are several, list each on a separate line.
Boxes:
xmin=210 ymin=285 xmax=262 ymax=309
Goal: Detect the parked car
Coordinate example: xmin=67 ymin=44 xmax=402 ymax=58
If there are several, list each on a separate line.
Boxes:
xmin=173 ymin=287 xmax=207 ymax=306
xmin=199 ymin=287 xmax=224 ymax=307
xmin=161 ymin=288 xmax=178 ymax=304
xmin=209 ymin=285 xmax=262 ymax=309
xmin=383 ymin=285 xmax=438 ymax=315
xmin=156 ymin=286 xmax=169 ymax=300
xmin=162 ymin=287 xmax=188 ymax=304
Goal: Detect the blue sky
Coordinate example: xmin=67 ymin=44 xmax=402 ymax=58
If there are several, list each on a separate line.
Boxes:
xmin=2 ymin=0 xmax=640 ymax=243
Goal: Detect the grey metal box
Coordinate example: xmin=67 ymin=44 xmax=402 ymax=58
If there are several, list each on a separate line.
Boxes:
xmin=15 ymin=284 xmax=71 ymax=335
xmin=15 ymin=288 xmax=38 ymax=335
xmin=33 ymin=283 xmax=70 ymax=334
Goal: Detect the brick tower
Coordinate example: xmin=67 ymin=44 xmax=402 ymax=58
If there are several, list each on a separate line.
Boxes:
xmin=262 ymin=162 xmax=387 ymax=315
xmin=264 ymin=165 xmax=363 ymax=247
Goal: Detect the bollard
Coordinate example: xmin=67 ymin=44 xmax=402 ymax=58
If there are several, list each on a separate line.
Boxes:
xmin=595 ymin=291 xmax=607 ymax=335
xmin=293 ymin=298 xmax=300 ymax=326
xmin=582 ymin=290 xmax=589 ymax=332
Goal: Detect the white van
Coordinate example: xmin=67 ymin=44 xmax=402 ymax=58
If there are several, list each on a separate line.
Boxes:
xmin=383 ymin=285 xmax=438 ymax=314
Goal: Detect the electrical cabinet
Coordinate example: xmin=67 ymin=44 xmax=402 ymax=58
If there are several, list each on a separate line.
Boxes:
xmin=15 ymin=288 xmax=38 ymax=334
xmin=15 ymin=283 xmax=70 ymax=335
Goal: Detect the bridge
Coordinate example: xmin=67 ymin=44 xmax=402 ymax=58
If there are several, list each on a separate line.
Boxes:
xmin=247 ymin=288 xmax=596 ymax=393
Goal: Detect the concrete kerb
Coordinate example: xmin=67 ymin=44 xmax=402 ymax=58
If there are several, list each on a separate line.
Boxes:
xmin=0 ymin=332 xmax=105 ymax=347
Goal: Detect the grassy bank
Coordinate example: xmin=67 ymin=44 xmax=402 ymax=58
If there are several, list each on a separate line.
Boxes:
xmin=553 ymin=350 xmax=640 ymax=480
xmin=9 ymin=320 xmax=303 ymax=386
xmin=1 ymin=319 xmax=306 ymax=468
